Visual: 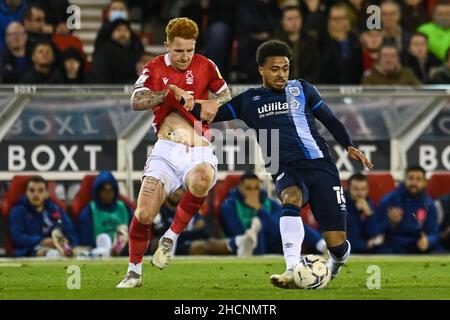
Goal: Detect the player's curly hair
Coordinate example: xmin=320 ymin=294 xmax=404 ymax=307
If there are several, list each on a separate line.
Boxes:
xmin=165 ymin=17 xmax=199 ymax=42
xmin=256 ymin=40 xmax=292 ymax=66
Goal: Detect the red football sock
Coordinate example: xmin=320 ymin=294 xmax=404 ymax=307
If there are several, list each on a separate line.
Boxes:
xmin=170 ymin=191 xmax=206 ymax=234
xmin=129 ymin=216 xmax=151 ymax=264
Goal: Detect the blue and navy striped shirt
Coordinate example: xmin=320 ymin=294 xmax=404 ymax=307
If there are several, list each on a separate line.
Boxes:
xmin=194 ymin=79 xmax=353 ymax=165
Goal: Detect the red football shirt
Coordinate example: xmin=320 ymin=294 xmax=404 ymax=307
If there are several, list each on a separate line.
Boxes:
xmin=132 ymin=53 xmax=227 ymax=134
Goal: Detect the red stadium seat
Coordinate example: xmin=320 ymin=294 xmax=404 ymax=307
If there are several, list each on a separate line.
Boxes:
xmin=71 ymin=175 xmax=137 ymax=219
xmin=300 ymin=204 xmax=319 ymax=229
xmin=1 ymin=175 xmax=66 ymax=256
xmin=367 ymin=173 xmax=396 ymax=206
xmin=1 ymin=176 xmax=66 ymax=217
xmin=212 ymin=175 xmax=241 ymax=218
xmin=426 ymin=173 xmax=450 ymax=200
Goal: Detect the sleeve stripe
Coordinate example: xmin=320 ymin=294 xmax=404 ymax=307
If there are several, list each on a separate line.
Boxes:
xmin=226 ymin=103 xmax=237 ymax=119
xmin=312 ymin=100 xmax=324 ymax=110
xmin=130 ymin=87 xmax=150 ymax=103
xmin=214 ymin=83 xmax=228 ymax=95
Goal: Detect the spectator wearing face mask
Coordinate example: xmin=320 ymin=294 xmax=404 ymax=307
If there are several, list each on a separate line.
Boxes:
xmin=94 ymin=0 xmax=143 ymax=54
xmin=92 ymin=18 xmax=143 ymax=83
xmin=418 ymin=0 xmax=450 ymax=62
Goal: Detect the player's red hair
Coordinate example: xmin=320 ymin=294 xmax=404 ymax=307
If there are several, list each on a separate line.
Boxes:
xmin=165 ymin=17 xmax=199 ymax=42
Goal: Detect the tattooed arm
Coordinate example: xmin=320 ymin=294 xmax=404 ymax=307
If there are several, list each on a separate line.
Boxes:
xmin=130 ymin=89 xmax=169 ymax=111
xmin=195 ymin=87 xmax=232 ymax=123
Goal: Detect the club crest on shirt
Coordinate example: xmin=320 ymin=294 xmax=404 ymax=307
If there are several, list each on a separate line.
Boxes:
xmin=186 ymin=70 xmax=194 ymax=85
xmin=162 ymin=77 xmax=169 ymax=85
xmin=288 ymin=86 xmax=300 ymax=97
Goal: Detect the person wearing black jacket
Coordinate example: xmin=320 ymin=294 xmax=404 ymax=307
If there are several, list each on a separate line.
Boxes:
xmin=52 ymin=46 xmax=85 ymax=84
xmin=19 ymin=40 xmax=59 ymax=83
xmin=93 ymin=0 xmax=143 ymax=54
xmin=402 ymin=32 xmax=441 ymax=83
xmin=0 ymin=21 xmax=30 ymax=83
xmin=274 ymin=5 xmax=320 ymax=83
xmin=91 ymin=19 xmax=143 ymax=84
xmin=319 ymin=3 xmax=363 ymax=84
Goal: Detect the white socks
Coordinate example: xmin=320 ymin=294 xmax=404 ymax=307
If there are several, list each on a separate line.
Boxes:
xmin=315 ymin=239 xmax=327 ymax=254
xmin=128 ymin=262 xmax=142 ymax=275
xmin=280 ymin=216 xmax=305 ymax=271
xmin=163 ymin=228 xmax=180 ymax=243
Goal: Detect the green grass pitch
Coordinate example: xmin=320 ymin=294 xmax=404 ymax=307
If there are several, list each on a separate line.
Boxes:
xmin=0 ymin=255 xmax=449 ymax=300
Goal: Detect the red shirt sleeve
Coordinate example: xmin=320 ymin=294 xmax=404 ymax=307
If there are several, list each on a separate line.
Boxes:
xmin=206 ymin=58 xmax=227 ymax=94
xmin=133 ymin=61 xmax=154 ymax=92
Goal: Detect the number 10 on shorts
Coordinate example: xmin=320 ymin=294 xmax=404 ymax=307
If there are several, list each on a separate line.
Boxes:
xmin=333 ymin=186 xmax=346 ymax=204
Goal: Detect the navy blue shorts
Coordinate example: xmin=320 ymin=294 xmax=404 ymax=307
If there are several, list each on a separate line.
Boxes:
xmin=272 ymin=158 xmax=347 ymax=232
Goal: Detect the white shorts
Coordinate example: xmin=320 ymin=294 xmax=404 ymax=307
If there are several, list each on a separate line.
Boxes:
xmin=142 ymin=139 xmax=218 ymax=195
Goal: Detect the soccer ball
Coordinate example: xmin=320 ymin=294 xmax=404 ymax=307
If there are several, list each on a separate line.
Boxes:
xmin=293 ymin=255 xmax=331 ymax=289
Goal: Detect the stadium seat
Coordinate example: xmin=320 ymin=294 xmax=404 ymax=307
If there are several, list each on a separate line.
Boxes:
xmin=1 ymin=175 xmax=67 ymax=256
xmin=71 ymin=175 xmax=137 ymax=219
xmin=1 ymin=176 xmax=66 ymax=217
xmin=367 ymin=173 xmax=396 ymax=206
xmin=426 ymin=173 xmax=450 ymax=200
xmin=212 ymin=175 xmax=241 ymax=218
xmin=300 ymin=204 xmax=319 ymax=229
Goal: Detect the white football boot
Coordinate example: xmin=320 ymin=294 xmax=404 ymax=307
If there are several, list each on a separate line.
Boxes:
xmin=327 ymin=240 xmax=351 ymax=280
xmin=270 ymin=269 xmax=297 ymax=289
xmin=151 ymin=237 xmax=174 ymax=269
xmin=116 ymin=271 xmax=142 ymax=288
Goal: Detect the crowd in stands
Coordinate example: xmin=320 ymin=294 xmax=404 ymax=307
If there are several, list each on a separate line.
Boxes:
xmin=2 ymin=166 xmax=450 ymax=258
xmin=0 ymin=0 xmax=449 ymax=85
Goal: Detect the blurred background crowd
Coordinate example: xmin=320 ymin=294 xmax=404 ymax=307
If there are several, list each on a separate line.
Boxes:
xmin=0 ymin=0 xmax=449 ymax=85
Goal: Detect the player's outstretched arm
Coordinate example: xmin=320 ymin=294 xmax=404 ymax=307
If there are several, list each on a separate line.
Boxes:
xmin=314 ymin=103 xmax=374 ymax=170
xmin=195 ymin=88 xmax=232 ymax=123
xmin=130 ymin=89 xmax=169 ymax=111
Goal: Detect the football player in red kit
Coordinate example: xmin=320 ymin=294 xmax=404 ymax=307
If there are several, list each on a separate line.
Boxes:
xmin=117 ymin=17 xmax=231 ymax=288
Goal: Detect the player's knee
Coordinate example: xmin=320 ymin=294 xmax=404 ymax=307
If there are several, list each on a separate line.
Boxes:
xmin=189 ymin=179 xmax=211 ymax=196
xmin=187 ymin=168 xmax=214 ymax=196
xmin=134 ymin=207 xmax=155 ymax=225
xmin=281 ymin=188 xmax=302 ymax=206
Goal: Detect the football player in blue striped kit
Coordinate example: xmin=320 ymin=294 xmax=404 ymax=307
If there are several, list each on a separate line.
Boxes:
xmin=191 ymin=40 xmax=374 ymax=288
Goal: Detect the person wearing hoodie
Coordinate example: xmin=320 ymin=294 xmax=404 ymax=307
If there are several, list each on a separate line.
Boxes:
xmin=376 ymin=165 xmax=440 ymax=254
xmin=52 ymin=46 xmax=85 ymax=84
xmin=0 ymin=0 xmax=27 ymax=49
xmin=220 ymin=173 xmax=327 ymax=255
xmin=91 ymin=18 xmax=143 ymax=83
xmin=93 ymin=0 xmax=143 ymax=54
xmin=345 ymin=173 xmax=384 ymax=253
xmin=152 ymin=187 xmax=262 ymax=257
xmin=77 ymin=172 xmax=134 ymax=257
xmin=8 ymin=176 xmax=78 ymax=257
